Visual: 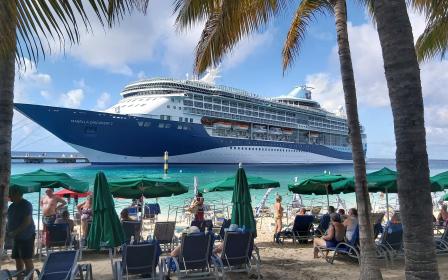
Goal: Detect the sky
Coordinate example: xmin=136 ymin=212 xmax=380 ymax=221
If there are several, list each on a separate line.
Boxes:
xmin=12 ymin=1 xmax=448 ymax=160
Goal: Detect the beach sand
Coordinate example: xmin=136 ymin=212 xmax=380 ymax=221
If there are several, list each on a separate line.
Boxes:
xmin=2 ymin=216 xmax=448 ymax=279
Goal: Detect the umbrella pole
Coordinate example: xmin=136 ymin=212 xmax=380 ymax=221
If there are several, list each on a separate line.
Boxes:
xmin=386 ymin=189 xmax=390 ymax=222
xmin=37 ymin=190 xmax=41 ymax=258
xmin=326 ymin=185 xmax=330 ymax=208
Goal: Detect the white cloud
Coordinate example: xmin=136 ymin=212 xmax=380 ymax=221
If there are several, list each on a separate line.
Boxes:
xmin=14 ymin=58 xmax=52 ymax=103
xmin=304 ymin=9 xmax=448 ymax=158
xmin=40 ymin=90 xmax=51 ymax=100
xmin=94 ymin=92 xmax=111 ymax=110
xmin=59 ymin=89 xmax=84 ymax=108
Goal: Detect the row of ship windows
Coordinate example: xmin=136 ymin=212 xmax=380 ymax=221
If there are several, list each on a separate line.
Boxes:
xmin=229 ymin=147 xmax=302 ymax=152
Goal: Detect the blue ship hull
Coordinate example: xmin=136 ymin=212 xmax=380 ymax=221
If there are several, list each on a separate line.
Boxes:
xmin=14 ymin=103 xmax=353 ymax=164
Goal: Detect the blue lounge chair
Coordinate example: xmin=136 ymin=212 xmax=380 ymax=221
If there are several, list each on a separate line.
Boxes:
xmin=278 ymin=215 xmax=314 ymax=244
xmin=153 ymin=221 xmax=177 ymax=253
xmin=323 ymin=226 xmax=360 ymax=264
xmin=376 ymin=223 xmax=403 ymax=261
xmin=212 ymin=231 xmax=260 ymax=280
xmin=315 ymin=214 xmax=331 ymax=236
xmin=114 ymin=242 xmax=162 ymax=280
xmin=122 ymin=221 xmax=142 ymax=244
xmin=45 ymin=223 xmax=73 ymax=255
xmin=25 ymin=250 xmax=91 ymax=280
xmin=166 ymin=233 xmax=218 ymax=279
xmin=217 ymin=219 xmax=232 ymax=241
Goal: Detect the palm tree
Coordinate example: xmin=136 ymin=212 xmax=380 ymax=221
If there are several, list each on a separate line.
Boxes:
xmin=0 ymin=0 xmax=148 ymax=258
xmin=414 ymin=0 xmax=448 ymax=62
xmin=175 ymin=1 xmax=382 ymax=278
xmin=372 ymin=0 xmax=440 ymax=278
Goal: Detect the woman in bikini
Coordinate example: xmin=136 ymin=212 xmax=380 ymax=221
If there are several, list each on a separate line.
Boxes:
xmin=273 ymin=195 xmax=284 ymax=244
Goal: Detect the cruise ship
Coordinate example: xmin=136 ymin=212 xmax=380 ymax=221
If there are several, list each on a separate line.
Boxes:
xmin=15 ymin=76 xmax=366 ymax=164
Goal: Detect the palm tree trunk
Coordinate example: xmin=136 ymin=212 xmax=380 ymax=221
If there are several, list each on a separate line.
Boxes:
xmin=0 ymin=3 xmax=16 ymax=261
xmin=373 ymin=1 xmax=439 ymax=279
xmin=332 ymin=1 xmax=382 ymax=278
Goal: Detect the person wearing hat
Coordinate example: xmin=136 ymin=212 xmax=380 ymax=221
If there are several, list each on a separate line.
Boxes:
xmin=7 ymin=187 xmax=36 ymax=277
xmin=170 ymin=226 xmax=201 ymax=257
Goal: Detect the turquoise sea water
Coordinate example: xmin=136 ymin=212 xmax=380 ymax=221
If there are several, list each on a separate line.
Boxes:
xmin=11 ymin=159 xmax=448 ymax=222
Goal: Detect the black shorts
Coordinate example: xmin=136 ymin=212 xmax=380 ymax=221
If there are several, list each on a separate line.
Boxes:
xmin=12 ymin=235 xmax=35 ymax=260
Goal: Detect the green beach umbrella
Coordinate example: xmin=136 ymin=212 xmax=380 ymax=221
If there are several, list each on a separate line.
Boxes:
xmin=109 ymin=176 xmax=188 ymax=199
xmin=231 ymin=164 xmax=257 ymax=237
xmin=9 ymin=179 xmax=41 ymax=194
xmin=200 ymin=176 xmax=280 ymax=193
xmin=332 ymin=167 xmax=443 ymax=221
xmin=288 ymin=174 xmax=347 ymax=207
xmin=432 ymin=171 xmax=448 ymax=190
xmin=87 ymin=172 xmax=124 ymax=249
xmin=11 ymin=169 xmax=89 ymax=193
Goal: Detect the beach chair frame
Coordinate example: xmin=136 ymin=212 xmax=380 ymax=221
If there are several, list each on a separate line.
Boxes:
xmin=435 ymin=224 xmax=448 ymax=254
xmin=212 ymin=231 xmax=260 ymax=280
xmin=375 ymin=225 xmax=404 ymax=262
xmin=168 ymin=233 xmax=218 ymax=280
xmin=113 ymin=242 xmax=162 ymax=280
xmin=152 ymin=221 xmax=177 ymax=253
xmin=317 ymin=226 xmax=360 ymax=264
xmin=122 ymin=221 xmax=143 ymax=243
xmin=25 ymin=250 xmax=92 ymax=280
xmin=44 ymin=223 xmax=74 ymax=255
xmin=278 ymin=215 xmax=314 ymax=244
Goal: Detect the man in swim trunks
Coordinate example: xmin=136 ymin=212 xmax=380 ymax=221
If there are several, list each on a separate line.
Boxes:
xmin=41 ymin=188 xmax=66 ymax=224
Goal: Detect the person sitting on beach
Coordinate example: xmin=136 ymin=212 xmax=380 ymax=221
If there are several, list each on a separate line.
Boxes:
xmin=170 ymin=226 xmax=201 ymax=257
xmin=296 ymin=208 xmax=307 ymax=216
xmin=213 ymin=224 xmax=239 ymax=255
xmin=343 ymin=208 xmax=358 ymax=241
xmin=338 ymin=209 xmax=347 ymax=220
xmin=273 ymin=195 xmax=284 ymax=244
xmin=41 ymin=188 xmax=67 ymax=224
xmin=438 ymin=204 xmax=448 ymax=226
xmin=313 ymin=213 xmax=345 ymax=258
xmin=55 ymin=210 xmax=75 ymax=233
xmin=7 ymin=188 xmax=36 ymax=278
xmin=386 ymin=212 xmax=403 ymax=232
xmin=77 ymin=195 xmax=93 ymax=238
xmin=120 ymin=208 xmax=134 ymax=222
xmin=316 ymin=206 xmax=336 ymax=235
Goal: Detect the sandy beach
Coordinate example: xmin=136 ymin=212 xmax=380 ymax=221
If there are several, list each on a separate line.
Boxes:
xmin=2 ymin=215 xmax=448 ymax=279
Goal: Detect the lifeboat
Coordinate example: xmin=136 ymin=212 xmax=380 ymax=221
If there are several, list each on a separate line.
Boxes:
xmin=252 ymin=125 xmax=267 ymax=133
xmin=282 ymin=128 xmax=294 ymax=135
xmin=232 ymin=123 xmax=249 ymax=130
xmin=269 ymin=127 xmax=282 ymax=135
xmin=213 ymin=121 xmax=232 ymax=129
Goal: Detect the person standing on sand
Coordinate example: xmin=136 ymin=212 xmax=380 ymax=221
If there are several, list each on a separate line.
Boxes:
xmin=7 ymin=188 xmax=36 ymax=279
xmin=273 ymin=195 xmax=284 ymax=244
xmin=41 ymin=188 xmax=66 ymax=224
xmin=77 ymin=195 xmax=93 ymax=238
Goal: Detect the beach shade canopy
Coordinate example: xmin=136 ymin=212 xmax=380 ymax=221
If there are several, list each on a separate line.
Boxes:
xmin=9 ymin=179 xmax=41 ymax=194
xmin=287 ymin=174 xmax=347 ymax=195
xmin=201 ymin=176 xmax=280 ymax=193
xmin=332 ymin=167 xmax=443 ymax=193
xmin=431 ymin=171 xmax=448 ymax=190
xmin=11 ymin=169 xmax=89 ymax=193
xmin=87 ymin=172 xmax=124 ymax=249
xmin=109 ymin=176 xmax=188 ymax=199
xmin=231 ymin=165 xmax=257 ymax=237
xmin=54 ymin=189 xmax=92 ymax=199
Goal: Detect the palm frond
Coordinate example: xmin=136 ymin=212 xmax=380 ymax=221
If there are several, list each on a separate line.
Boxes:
xmin=174 ymin=0 xmax=221 ymax=30
xmin=412 ymin=0 xmax=448 ymax=21
xmin=415 ymin=14 xmax=448 ymax=61
xmin=190 ymin=0 xmax=288 ymax=74
xmin=282 ymin=0 xmax=332 ymax=72
xmin=0 ymin=0 xmax=149 ymax=65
